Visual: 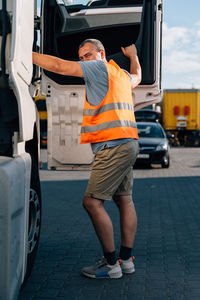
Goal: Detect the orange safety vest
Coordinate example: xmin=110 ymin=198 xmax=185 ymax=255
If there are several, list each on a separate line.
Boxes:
xmin=80 ymin=59 xmax=138 ymax=144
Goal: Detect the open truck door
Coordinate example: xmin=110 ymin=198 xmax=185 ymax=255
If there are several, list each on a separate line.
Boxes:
xmin=0 ymin=1 xmax=41 ymax=298
xmin=40 ymin=0 xmax=162 ymax=170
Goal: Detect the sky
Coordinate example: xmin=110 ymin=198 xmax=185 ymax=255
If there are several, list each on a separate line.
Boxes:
xmin=37 ymin=0 xmax=200 ymax=89
xmin=162 ymin=0 xmax=200 ymax=89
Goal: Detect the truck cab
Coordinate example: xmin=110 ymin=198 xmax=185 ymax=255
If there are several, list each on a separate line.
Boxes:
xmin=0 ymin=0 xmax=162 ymax=299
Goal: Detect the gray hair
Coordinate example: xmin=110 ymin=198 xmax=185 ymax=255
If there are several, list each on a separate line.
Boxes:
xmin=79 ymin=39 xmax=105 ymax=52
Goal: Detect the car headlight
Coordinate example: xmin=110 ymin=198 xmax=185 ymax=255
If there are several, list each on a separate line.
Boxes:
xmin=156 ymin=143 xmax=168 ymax=151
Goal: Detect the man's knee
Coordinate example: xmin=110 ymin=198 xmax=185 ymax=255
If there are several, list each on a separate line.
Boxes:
xmin=113 ymin=195 xmax=133 ymax=209
xmin=83 ymin=196 xmax=103 ymax=214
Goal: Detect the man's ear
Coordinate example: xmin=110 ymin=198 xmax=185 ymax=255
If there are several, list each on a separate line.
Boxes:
xmin=100 ymin=49 xmax=106 ymax=60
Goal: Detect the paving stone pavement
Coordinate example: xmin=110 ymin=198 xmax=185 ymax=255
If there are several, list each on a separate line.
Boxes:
xmin=19 ymin=147 xmax=200 ymax=300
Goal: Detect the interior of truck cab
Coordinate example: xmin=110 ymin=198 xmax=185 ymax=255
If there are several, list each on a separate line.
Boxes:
xmin=42 ymin=0 xmax=160 ymax=86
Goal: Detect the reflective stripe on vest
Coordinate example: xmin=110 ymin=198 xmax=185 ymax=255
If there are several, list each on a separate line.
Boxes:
xmin=80 ymin=59 xmax=138 ymax=144
xmin=83 ymin=102 xmax=135 ymax=117
xmin=81 ymin=120 xmax=137 ymax=134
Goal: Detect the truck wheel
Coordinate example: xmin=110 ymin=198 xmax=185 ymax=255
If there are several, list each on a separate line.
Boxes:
xmin=23 ymin=158 xmax=42 ymax=285
xmin=161 ymin=155 xmax=170 ymax=168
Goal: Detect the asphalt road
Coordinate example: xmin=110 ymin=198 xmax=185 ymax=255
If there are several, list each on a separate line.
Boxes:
xmin=19 ymin=147 xmax=200 ymax=300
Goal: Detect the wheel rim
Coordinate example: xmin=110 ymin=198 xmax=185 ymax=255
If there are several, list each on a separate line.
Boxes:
xmin=28 ymin=189 xmax=41 ymax=254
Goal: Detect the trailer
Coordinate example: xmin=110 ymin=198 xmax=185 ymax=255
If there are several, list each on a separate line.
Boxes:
xmin=163 ymin=89 xmax=200 ymax=146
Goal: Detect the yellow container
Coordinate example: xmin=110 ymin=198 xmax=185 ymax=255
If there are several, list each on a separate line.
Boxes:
xmin=163 ymin=89 xmax=200 ymax=131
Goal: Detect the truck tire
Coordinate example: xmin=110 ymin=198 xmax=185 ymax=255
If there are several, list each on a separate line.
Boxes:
xmin=161 ymin=154 xmax=170 ymax=168
xmin=23 ymin=157 xmax=42 ymax=285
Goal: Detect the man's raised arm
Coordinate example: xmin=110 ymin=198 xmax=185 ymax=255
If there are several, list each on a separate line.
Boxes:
xmin=121 ymin=44 xmax=142 ymax=89
xmin=32 ymin=52 xmax=83 ymax=78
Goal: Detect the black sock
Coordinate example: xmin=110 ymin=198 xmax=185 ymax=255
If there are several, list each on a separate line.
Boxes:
xmin=104 ymin=251 xmax=117 ymax=265
xmin=119 ymin=246 xmax=132 ymax=260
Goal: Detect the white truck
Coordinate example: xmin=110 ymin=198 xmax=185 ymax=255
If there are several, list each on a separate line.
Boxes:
xmin=0 ymin=0 xmax=162 ymax=299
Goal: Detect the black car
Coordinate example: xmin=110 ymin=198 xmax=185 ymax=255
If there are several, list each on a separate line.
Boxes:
xmin=135 ymin=122 xmax=170 ymax=168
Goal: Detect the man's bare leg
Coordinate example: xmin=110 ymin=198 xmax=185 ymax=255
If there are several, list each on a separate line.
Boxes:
xmin=83 ymin=196 xmax=115 ymax=253
xmin=113 ymin=195 xmax=137 ymax=248
xmin=82 ymin=197 xmax=122 ymax=278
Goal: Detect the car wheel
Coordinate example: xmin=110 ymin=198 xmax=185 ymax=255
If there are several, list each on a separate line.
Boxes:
xmin=23 ymin=157 xmax=42 ymax=285
xmin=161 ymin=154 xmax=170 ymax=168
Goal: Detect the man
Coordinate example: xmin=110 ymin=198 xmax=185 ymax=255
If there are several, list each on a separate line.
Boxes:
xmin=33 ymin=39 xmax=141 ymax=279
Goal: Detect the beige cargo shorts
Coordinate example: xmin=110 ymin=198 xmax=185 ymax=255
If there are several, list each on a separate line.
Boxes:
xmin=84 ymin=139 xmax=139 ymax=201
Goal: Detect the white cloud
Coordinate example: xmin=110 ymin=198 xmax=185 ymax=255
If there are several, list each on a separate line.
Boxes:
xmin=162 ymin=23 xmax=190 ymax=51
xmin=197 ymin=30 xmax=200 ymax=38
xmin=163 ymin=50 xmax=200 ymax=73
xmin=195 ymin=20 xmax=200 ymax=27
xmin=173 ymin=75 xmax=200 ymax=89
xmin=162 ymin=22 xmax=200 ymax=88
xmin=162 ymin=71 xmax=200 ymax=89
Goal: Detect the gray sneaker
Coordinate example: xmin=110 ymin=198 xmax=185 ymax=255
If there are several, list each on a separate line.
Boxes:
xmin=120 ymin=256 xmax=135 ymax=274
xmin=82 ymin=257 xmax=122 ymax=279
